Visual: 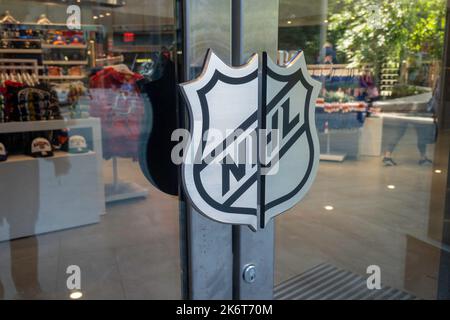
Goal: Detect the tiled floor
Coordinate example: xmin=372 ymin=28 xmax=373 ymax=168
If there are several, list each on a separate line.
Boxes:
xmin=0 ymin=125 xmax=442 ymax=299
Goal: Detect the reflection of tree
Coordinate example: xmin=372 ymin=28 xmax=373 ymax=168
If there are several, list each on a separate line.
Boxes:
xmin=327 ymin=0 xmax=446 ymax=74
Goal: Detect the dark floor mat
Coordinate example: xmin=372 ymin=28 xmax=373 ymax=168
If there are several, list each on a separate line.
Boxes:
xmin=274 ymin=263 xmax=419 ymax=300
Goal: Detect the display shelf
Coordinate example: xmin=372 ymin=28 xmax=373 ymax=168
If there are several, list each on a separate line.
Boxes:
xmin=0 ymin=117 xmax=100 ymax=134
xmin=0 ymin=48 xmax=42 ymax=53
xmin=42 ymin=44 xmax=87 ymax=49
xmin=39 ymin=75 xmax=86 ymax=80
xmin=2 ymin=150 xmax=95 ymax=164
xmin=105 ymin=181 xmax=148 ymax=203
xmin=0 ymin=22 xmax=104 ymax=32
xmin=0 ymin=117 xmax=106 ymax=217
xmin=111 ymin=45 xmax=163 ymax=53
xmin=359 ymin=117 xmax=383 ymax=157
xmin=1 ymin=38 xmax=41 ymax=42
xmin=43 ymin=60 xmax=88 ymax=65
xmin=0 ymin=65 xmax=43 ymax=70
xmin=0 ymin=149 xmax=102 ymax=241
xmin=320 ymin=153 xmax=346 ymax=162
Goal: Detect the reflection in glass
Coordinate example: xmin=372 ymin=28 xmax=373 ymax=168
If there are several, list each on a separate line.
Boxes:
xmin=276 ymin=0 xmax=449 ymax=300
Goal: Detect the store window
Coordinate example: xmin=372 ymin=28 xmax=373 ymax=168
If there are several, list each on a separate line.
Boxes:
xmin=275 ymin=0 xmax=449 ymax=299
xmin=1 ymin=0 xmax=449 ymax=301
xmin=0 ymin=0 xmax=180 ymax=299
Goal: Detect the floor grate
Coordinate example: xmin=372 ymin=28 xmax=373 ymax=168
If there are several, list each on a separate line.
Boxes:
xmin=274 ymin=263 xmax=419 ymax=300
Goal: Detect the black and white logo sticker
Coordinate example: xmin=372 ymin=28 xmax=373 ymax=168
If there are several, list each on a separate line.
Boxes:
xmin=180 ymin=50 xmax=320 ymax=230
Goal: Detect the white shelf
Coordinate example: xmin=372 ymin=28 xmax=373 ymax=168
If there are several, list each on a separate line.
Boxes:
xmin=43 ymin=60 xmax=88 ymax=65
xmin=2 ymin=150 xmax=96 ymax=164
xmin=0 ymin=117 xmax=100 ymax=134
xmin=105 ymin=181 xmax=148 ymax=203
xmin=2 ymin=39 xmax=41 ymax=42
xmin=0 ymin=48 xmax=43 ymax=53
xmin=320 ymin=153 xmax=347 ymax=162
xmin=0 ymin=149 xmax=102 ymax=241
xmin=39 ymin=75 xmax=86 ymax=80
xmin=0 ymin=117 xmax=106 ymax=229
xmin=42 ymin=44 xmax=87 ymax=49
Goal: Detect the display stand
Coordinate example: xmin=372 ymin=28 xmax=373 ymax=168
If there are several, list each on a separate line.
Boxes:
xmin=319 ymin=122 xmax=347 ymax=162
xmin=104 ymin=157 xmax=148 ymax=203
xmin=359 ymin=117 xmax=383 ymax=157
xmin=0 ymin=118 xmax=105 ymax=241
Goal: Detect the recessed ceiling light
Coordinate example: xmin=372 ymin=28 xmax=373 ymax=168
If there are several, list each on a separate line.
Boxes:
xmin=70 ymin=291 xmax=83 ymax=299
xmin=106 ymin=12 xmax=111 ymax=16
xmin=287 ymin=20 xmax=292 ymax=24
xmin=99 ymin=14 xmax=104 ymax=18
xmin=435 ymin=169 xmax=442 ymax=174
xmin=93 ymin=16 xmax=98 ymax=20
xmin=387 ymin=185 xmax=396 ymax=190
xmin=324 ymin=205 xmax=334 ymax=211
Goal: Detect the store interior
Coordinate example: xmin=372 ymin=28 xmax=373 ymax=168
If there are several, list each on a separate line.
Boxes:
xmin=0 ymin=0 xmax=447 ymax=300
xmin=0 ymin=0 xmax=181 ymax=299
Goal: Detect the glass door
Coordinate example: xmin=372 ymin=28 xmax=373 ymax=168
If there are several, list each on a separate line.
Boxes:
xmin=275 ymin=0 xmax=450 ymax=300
xmin=0 ymin=0 xmax=181 ymax=300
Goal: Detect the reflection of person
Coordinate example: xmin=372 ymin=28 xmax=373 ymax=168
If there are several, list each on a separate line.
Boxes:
xmin=0 ymin=157 xmax=41 ymax=299
xmin=318 ymin=42 xmax=338 ymax=64
xmin=382 ymin=119 xmax=434 ymax=166
xmin=0 ymin=141 xmax=71 ymax=299
xmin=382 ymin=78 xmax=439 ymax=166
xmin=360 ymin=71 xmax=380 ymax=106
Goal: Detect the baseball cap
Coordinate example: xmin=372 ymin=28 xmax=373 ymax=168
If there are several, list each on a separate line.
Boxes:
xmin=31 ymin=137 xmax=54 ymax=158
xmin=0 ymin=142 xmax=7 ymax=162
xmin=68 ymin=135 xmax=89 ymax=154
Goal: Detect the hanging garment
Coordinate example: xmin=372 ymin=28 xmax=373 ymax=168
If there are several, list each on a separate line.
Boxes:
xmin=89 ymin=67 xmax=144 ymax=160
xmin=136 ymin=55 xmax=179 ymax=196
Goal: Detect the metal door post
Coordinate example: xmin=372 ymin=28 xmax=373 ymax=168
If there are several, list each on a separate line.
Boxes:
xmin=181 ymin=0 xmax=279 ymax=299
xmin=232 ymin=0 xmax=279 ymax=300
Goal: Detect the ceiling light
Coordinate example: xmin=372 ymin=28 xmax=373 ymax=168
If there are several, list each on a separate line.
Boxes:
xmin=387 ymin=185 xmax=396 ymax=190
xmin=435 ymin=169 xmax=442 ymax=174
xmin=287 ymin=20 xmax=292 ymax=25
xmin=70 ymin=291 xmax=83 ymax=299
xmin=106 ymin=12 xmax=111 ymax=16
xmin=324 ymin=205 xmax=334 ymax=211
xmin=93 ymin=16 xmax=98 ymax=20
xmin=99 ymin=14 xmax=104 ymax=18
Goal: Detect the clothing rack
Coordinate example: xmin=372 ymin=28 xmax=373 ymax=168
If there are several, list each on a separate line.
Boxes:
xmin=307 ymin=64 xmax=373 ymax=77
xmin=0 ymin=59 xmax=41 ymax=85
xmin=95 ymin=55 xmax=124 ymax=67
xmin=308 ymin=64 xmax=372 ymax=162
xmin=320 ymin=121 xmax=347 ymax=162
xmin=94 ymin=62 xmax=148 ymax=203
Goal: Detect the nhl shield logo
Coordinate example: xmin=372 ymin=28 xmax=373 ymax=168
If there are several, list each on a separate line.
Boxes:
xmin=180 ymin=50 xmax=321 ymax=231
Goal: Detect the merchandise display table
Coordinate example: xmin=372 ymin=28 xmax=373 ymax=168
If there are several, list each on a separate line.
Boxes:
xmin=0 ymin=118 xmax=105 ymax=241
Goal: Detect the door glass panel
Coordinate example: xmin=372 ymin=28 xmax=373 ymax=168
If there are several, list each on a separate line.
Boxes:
xmin=276 ymin=0 xmax=450 ymax=300
xmin=0 ymin=0 xmax=180 ymax=299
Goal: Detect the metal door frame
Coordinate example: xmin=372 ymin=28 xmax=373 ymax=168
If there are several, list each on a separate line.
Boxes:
xmin=178 ymin=0 xmax=279 ymax=300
